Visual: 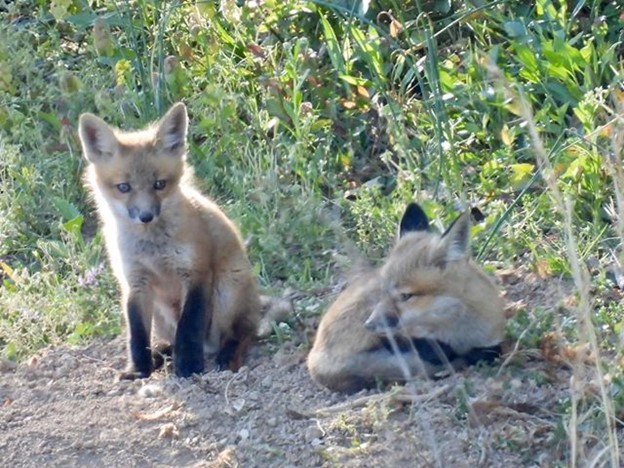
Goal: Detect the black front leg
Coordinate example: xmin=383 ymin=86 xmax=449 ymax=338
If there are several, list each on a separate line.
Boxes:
xmin=174 ymin=285 xmax=207 ymax=377
xmin=215 ymin=338 xmax=239 ymax=371
xmin=463 ymin=344 xmax=502 ymax=366
xmin=410 ymin=338 xmax=458 ymax=366
xmin=120 ymin=297 xmax=152 ymax=380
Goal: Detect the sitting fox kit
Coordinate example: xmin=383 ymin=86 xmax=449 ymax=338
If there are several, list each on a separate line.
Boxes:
xmin=78 ymin=103 xmax=260 ymax=379
xmin=308 ymin=203 xmax=506 ymax=392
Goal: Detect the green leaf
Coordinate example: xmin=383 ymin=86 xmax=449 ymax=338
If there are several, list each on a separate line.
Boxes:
xmin=0 ymin=260 xmax=16 ymax=283
xmin=350 ymin=25 xmax=385 ymax=82
xmin=38 ymin=112 xmax=61 ymax=131
xmin=52 ymin=197 xmax=81 ymax=221
xmin=62 ymin=215 xmax=84 ymax=235
xmin=49 ymin=0 xmax=72 ymax=21
xmin=434 ymin=0 xmax=451 ymax=14
xmin=514 ymin=45 xmax=540 ymax=82
xmin=265 ymin=98 xmax=290 ymax=124
xmin=504 ymin=21 xmax=527 ymax=38
xmin=320 ymin=15 xmax=345 ymax=74
xmin=65 ymin=12 xmax=98 ymax=28
xmin=545 ymin=80 xmax=581 ymax=103
xmin=37 ymin=239 xmax=68 ymax=258
xmin=339 ymin=74 xmax=370 ymax=87
xmin=3 ymin=342 xmax=18 ymax=360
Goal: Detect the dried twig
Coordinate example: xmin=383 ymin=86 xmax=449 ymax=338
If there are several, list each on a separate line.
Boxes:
xmin=294 ymin=384 xmax=452 ymax=419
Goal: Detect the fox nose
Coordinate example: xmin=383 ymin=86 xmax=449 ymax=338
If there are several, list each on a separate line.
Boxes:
xmin=139 ymin=212 xmax=154 ymax=223
xmin=383 ymin=315 xmax=399 ymax=328
xmin=365 ymin=314 xmax=399 ymax=331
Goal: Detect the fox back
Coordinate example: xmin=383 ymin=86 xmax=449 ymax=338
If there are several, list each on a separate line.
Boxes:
xmin=307 ymin=203 xmax=506 ymax=392
xmin=78 ymin=103 xmax=260 ymax=379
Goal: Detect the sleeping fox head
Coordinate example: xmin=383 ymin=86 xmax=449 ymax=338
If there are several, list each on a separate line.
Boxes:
xmin=364 ymin=203 xmax=504 ymax=353
xmin=78 ymin=103 xmax=188 ymax=225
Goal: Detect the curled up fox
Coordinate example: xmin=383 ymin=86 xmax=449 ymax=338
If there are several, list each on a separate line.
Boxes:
xmin=308 ymin=203 xmax=507 ymax=392
xmin=78 ymin=102 xmax=260 ymax=379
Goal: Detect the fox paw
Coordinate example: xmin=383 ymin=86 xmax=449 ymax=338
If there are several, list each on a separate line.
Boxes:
xmin=118 ymin=369 xmax=151 ymax=381
xmin=215 ymin=353 xmax=236 ymax=372
xmin=215 ymin=338 xmax=248 ymax=372
xmin=151 ymin=342 xmax=173 ymax=370
xmin=173 ymin=355 xmax=204 ymax=378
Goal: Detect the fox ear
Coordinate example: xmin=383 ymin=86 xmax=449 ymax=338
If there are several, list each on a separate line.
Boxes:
xmin=78 ymin=113 xmax=118 ymax=163
xmin=399 ymin=203 xmax=430 ymax=237
xmin=156 ymin=102 xmax=187 ymax=156
xmin=441 ymin=211 xmax=471 ymax=262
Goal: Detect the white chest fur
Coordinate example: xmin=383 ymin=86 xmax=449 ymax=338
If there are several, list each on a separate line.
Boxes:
xmin=111 ymin=220 xmax=195 ymax=283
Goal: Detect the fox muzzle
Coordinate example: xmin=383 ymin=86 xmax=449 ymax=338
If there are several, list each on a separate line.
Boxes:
xmin=364 ymin=304 xmax=400 ymax=333
xmin=128 ymin=205 xmax=161 ymax=224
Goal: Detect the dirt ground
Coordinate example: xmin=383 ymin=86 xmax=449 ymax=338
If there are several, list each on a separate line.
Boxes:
xmin=0 ymin=267 xmax=621 ymax=467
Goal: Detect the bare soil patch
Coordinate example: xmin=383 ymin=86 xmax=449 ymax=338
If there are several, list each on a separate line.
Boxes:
xmin=1 ymin=268 xmax=620 ymax=467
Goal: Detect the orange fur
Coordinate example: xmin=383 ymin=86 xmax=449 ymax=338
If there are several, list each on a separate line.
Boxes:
xmin=308 ymin=204 xmax=506 ymax=392
xmin=78 ymin=103 xmax=260 ymax=379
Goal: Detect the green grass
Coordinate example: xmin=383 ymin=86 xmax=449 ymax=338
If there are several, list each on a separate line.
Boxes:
xmin=1 ymin=0 xmax=624 ymax=464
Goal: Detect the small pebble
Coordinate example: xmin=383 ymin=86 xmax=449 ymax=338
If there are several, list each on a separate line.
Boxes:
xmin=231 ymin=398 xmax=245 ymax=412
xmin=58 ymin=353 xmax=78 ymax=370
xmin=304 ymin=424 xmax=324 ymax=443
xmin=158 ymin=423 xmax=179 ymax=439
xmin=238 ymin=428 xmax=250 ymax=441
xmin=138 ymin=384 xmax=162 ymax=399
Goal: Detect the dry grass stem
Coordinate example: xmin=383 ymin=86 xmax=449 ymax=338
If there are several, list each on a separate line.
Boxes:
xmin=486 ymin=61 xmax=620 ymax=467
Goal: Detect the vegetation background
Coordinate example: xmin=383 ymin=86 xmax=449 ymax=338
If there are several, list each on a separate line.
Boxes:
xmin=0 ymin=0 xmax=623 ymax=465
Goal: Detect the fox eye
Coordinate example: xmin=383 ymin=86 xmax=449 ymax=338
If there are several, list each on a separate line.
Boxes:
xmin=153 ymin=179 xmax=166 ymax=190
xmin=399 ymin=292 xmax=415 ymax=302
xmin=116 ymin=182 xmax=131 ymax=193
